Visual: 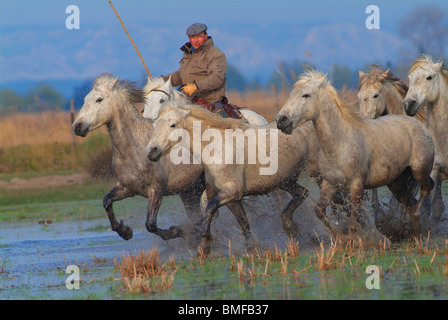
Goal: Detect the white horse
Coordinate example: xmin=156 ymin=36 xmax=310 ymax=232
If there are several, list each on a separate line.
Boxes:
xmin=142 ymin=77 xmax=268 ymax=125
xmin=403 ymin=55 xmax=448 ymax=220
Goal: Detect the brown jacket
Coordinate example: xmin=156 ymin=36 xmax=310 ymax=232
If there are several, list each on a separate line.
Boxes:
xmin=165 ymin=37 xmax=227 ymax=104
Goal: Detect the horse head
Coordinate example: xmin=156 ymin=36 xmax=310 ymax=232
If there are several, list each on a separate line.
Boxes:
xmin=143 ymin=76 xmax=175 ymax=120
xmin=72 ymin=73 xmax=120 ymax=137
xmin=404 ymin=55 xmax=447 ymax=116
xmin=146 ymin=104 xmax=190 ymax=162
xmin=276 ymin=70 xmax=327 ymax=134
xmin=73 ymin=73 xmax=145 ymax=137
xmin=357 ymin=66 xmax=389 ymax=119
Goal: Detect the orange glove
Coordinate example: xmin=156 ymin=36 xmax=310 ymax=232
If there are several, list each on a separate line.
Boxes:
xmin=183 ymin=83 xmax=198 ymax=96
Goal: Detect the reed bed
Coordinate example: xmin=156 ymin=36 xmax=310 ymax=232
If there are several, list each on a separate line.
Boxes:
xmin=114 ymin=248 xmax=178 ymax=295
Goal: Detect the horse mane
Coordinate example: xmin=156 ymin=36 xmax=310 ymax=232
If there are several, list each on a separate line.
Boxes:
xmin=142 ymin=77 xmax=165 ymax=94
xmin=359 ymin=65 xmax=408 ymax=99
xmin=409 ymin=55 xmax=448 ymax=88
xmin=296 ymin=70 xmax=364 ymax=127
xmin=93 ymin=73 xmax=145 ymax=104
xmin=160 ymin=101 xmax=247 ymax=130
xmin=325 ymin=85 xmax=364 ymax=127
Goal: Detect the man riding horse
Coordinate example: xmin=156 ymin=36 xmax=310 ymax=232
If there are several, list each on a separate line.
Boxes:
xmin=162 ymin=23 xmax=241 ymax=118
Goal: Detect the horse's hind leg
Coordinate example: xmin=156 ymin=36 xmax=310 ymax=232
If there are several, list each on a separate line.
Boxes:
xmin=103 ymin=182 xmax=133 ymax=240
xmin=387 ymin=167 xmax=433 ymax=236
xmin=179 ymin=188 xmax=205 ymax=230
xmin=430 ymin=169 xmax=445 ymax=220
xmin=280 ymin=180 xmax=309 ymax=239
xmin=226 ymin=201 xmax=260 ymax=253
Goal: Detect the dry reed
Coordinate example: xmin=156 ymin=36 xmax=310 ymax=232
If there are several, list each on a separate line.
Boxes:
xmin=114 ymin=248 xmax=177 ymax=294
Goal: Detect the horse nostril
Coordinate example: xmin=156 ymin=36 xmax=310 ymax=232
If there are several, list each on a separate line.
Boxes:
xmin=276 ymin=115 xmax=288 ymax=125
xmin=147 ymin=146 xmax=160 ymax=161
xmin=74 ymin=122 xmax=84 ymax=135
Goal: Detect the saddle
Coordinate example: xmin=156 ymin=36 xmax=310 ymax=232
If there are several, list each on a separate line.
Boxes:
xmin=191 ymin=96 xmax=243 ymax=119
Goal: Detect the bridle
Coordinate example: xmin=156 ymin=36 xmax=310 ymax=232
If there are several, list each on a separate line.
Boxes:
xmin=148 ymin=88 xmax=170 ymax=97
xmin=143 ymin=87 xmax=171 ymax=115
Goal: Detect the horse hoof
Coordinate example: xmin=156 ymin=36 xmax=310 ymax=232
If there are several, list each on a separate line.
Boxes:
xmin=118 ymin=225 xmax=133 ymax=240
xmin=169 ymin=226 xmax=183 ymax=238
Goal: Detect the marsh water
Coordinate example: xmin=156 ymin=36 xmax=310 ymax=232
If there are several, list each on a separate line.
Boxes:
xmin=1 ymin=182 xmax=448 ymax=299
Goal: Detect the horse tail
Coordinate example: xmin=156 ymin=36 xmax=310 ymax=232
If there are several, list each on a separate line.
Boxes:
xmin=387 ymin=167 xmax=419 ymax=208
xmin=404 ymin=166 xmax=420 ymax=200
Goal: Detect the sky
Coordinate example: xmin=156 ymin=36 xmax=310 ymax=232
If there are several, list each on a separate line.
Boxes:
xmin=0 ymin=0 xmax=447 ymax=97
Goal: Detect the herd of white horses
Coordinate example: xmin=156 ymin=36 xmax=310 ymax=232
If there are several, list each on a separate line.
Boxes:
xmin=72 ymin=55 xmax=448 ymax=254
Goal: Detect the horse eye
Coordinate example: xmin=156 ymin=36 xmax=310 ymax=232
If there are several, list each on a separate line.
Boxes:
xmin=159 ymin=99 xmax=165 ymax=103
xmin=170 ymin=123 xmax=176 ymax=128
xmin=373 ymin=94 xmax=379 ymax=98
xmin=96 ymin=97 xmax=103 ymax=103
xmin=426 ymin=76 xmax=433 ymax=80
xmin=302 ymin=93 xmax=311 ymax=98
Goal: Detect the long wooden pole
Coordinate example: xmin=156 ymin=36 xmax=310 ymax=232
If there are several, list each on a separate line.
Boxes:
xmin=107 ymin=0 xmax=152 ymax=78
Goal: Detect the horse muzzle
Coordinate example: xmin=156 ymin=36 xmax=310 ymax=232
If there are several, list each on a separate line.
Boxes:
xmin=276 ymin=115 xmax=294 ymax=134
xmin=73 ymin=122 xmax=89 ymax=137
xmin=402 ymin=98 xmax=420 ymax=117
xmin=147 ymin=146 xmax=163 ymax=162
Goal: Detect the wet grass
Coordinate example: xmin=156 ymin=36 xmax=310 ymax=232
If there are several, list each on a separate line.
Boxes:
xmin=109 ymin=237 xmax=448 ymax=299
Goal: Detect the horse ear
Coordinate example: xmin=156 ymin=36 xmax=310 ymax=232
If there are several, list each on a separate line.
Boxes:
xmin=358 ymin=70 xmax=365 ymax=78
xmin=379 ymin=68 xmax=390 ymax=80
xmin=106 ymin=76 xmax=119 ymax=91
xmin=161 ymin=76 xmax=172 ymax=92
xmin=179 ymin=108 xmax=190 ymax=118
xmin=166 ymin=75 xmax=172 ymax=88
xmin=316 ymin=73 xmax=327 ymax=87
xmin=436 ymin=61 xmax=443 ymax=71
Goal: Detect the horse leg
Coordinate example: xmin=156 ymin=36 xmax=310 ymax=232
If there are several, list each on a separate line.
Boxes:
xmin=179 ymin=189 xmax=205 ymax=232
xmin=348 ymin=179 xmax=365 ymax=236
xmin=430 ymin=168 xmax=445 ymax=220
xmin=387 ymin=169 xmax=425 ymax=237
xmin=103 ymin=182 xmax=133 ymax=240
xmin=198 ymin=186 xmax=219 ymax=256
xmin=314 ymin=180 xmax=336 ymax=228
xmin=411 ymin=167 xmax=435 ymax=235
xmin=145 ymin=189 xmax=183 ymax=240
xmin=280 ymin=180 xmax=309 ymax=239
xmin=226 ymin=201 xmax=260 ymax=253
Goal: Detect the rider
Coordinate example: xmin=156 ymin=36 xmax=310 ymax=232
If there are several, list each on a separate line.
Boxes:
xmin=163 ymin=23 xmax=236 ymax=116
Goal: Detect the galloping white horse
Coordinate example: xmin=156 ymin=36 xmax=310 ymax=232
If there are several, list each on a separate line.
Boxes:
xmin=142 ymin=77 xmax=268 ymax=125
xmin=403 ymin=55 xmax=448 ymax=220
xmin=276 ymin=69 xmax=435 ymax=237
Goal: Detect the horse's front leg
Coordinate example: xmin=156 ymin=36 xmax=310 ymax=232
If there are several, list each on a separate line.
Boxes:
xmin=348 ymin=179 xmax=365 ymax=235
xmin=314 ymin=179 xmax=335 ymax=228
xmin=145 ymin=189 xmax=183 ymax=240
xmin=103 ymin=182 xmax=133 ymax=240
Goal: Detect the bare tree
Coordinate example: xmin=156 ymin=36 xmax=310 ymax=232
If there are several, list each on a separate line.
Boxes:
xmin=398 ymin=5 xmax=448 ymax=59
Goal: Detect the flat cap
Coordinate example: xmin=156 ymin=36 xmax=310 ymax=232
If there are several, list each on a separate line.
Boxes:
xmin=186 ymin=23 xmax=207 ymax=37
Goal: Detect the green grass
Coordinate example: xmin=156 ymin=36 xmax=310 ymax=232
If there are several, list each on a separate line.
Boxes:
xmin=0 ymin=178 xmax=116 ymax=222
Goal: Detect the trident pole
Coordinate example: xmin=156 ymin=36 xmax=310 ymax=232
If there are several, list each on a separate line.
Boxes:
xmin=107 ymin=0 xmax=152 ymax=78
